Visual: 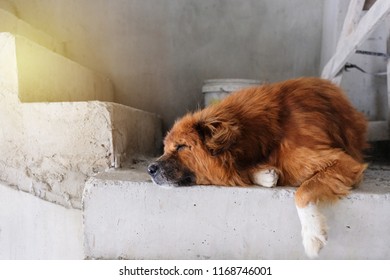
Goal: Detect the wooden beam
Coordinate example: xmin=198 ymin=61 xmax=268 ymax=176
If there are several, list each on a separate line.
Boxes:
xmin=337 ymin=0 xmax=365 ymax=44
xmin=321 ymin=0 xmax=390 ymax=80
xmin=328 ymin=0 xmax=365 ymax=85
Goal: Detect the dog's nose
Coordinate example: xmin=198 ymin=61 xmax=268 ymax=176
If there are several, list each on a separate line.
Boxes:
xmin=147 ymin=163 xmax=159 ymax=176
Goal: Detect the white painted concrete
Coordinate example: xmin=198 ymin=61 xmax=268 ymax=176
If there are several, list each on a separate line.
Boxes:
xmin=83 ymin=164 xmax=390 ymax=260
xmin=0 ymin=181 xmax=83 ymax=259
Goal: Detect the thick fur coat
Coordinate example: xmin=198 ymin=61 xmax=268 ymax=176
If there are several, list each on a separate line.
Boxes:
xmin=148 ymin=77 xmax=368 ymax=257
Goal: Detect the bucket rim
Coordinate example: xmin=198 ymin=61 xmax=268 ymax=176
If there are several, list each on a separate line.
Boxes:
xmin=202 ymin=78 xmax=262 ymax=93
xmin=203 ymin=78 xmax=262 ymax=84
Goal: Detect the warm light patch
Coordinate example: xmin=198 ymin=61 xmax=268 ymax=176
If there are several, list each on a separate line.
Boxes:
xmin=0 ymin=32 xmax=114 ymax=103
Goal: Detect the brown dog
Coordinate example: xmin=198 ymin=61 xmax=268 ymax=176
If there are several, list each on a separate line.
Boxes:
xmin=148 ymin=77 xmax=368 ymax=258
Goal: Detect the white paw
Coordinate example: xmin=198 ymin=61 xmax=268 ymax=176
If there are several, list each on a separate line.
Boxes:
xmin=253 ymin=169 xmax=278 ymax=187
xmin=301 ymin=223 xmax=328 ymax=258
xmin=296 ymin=203 xmax=328 ymax=258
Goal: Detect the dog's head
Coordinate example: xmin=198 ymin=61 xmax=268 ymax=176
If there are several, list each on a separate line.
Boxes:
xmin=147 ymin=112 xmax=246 ymax=186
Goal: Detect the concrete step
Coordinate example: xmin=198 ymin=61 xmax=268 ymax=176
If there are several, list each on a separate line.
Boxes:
xmin=0 ymin=32 xmax=162 ymax=209
xmin=83 ymin=163 xmax=390 ymax=259
xmin=0 ymin=181 xmax=83 ymax=259
xmin=0 ymin=98 xmax=162 ymax=209
xmin=0 ymin=32 xmax=113 ymax=102
xmin=0 ymin=9 xmax=65 ymax=55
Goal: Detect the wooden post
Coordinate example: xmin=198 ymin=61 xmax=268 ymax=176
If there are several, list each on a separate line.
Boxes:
xmin=330 ymin=0 xmax=365 ymax=85
xmin=321 ymin=0 xmax=390 ymax=80
xmin=321 ymin=0 xmax=390 ymax=140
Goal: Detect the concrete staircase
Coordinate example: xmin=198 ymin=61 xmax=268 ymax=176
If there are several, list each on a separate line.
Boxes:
xmin=0 ymin=11 xmax=161 ymax=259
xmin=0 ymin=30 xmax=162 ymax=209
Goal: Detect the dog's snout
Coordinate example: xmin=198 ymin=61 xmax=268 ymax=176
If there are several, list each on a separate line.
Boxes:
xmin=147 ymin=163 xmax=159 ymax=176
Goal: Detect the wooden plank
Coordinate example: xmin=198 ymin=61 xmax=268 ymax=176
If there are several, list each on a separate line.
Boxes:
xmin=321 ymin=0 xmax=390 ymax=80
xmin=337 ymin=0 xmax=365 ymax=46
xmin=328 ymin=0 xmax=365 ymax=85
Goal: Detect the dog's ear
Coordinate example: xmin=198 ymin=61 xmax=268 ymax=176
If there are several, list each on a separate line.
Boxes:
xmin=195 ymin=118 xmax=240 ymax=155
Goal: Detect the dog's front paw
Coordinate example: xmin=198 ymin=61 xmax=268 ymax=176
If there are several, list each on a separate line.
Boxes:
xmin=297 ymin=203 xmax=328 ymax=258
xmin=253 ymin=169 xmax=278 ymax=187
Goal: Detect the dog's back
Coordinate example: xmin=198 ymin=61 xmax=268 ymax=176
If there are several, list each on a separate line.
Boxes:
xmin=200 ymin=77 xmax=367 ymax=171
xmin=270 ymin=78 xmax=367 ymax=161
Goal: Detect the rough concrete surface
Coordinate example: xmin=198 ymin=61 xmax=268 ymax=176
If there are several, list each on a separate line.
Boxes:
xmin=83 ymin=162 xmax=390 ymax=260
xmin=0 ymin=98 xmax=161 ymax=209
xmin=0 ymin=32 xmax=162 ymax=209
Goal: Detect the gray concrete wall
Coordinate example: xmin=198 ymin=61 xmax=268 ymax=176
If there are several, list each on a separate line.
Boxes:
xmin=2 ymin=0 xmax=324 ymax=129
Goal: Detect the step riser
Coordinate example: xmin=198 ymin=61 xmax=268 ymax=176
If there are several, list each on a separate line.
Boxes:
xmin=83 ymin=169 xmax=390 ymax=260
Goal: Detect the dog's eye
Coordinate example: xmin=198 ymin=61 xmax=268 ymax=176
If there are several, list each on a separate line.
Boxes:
xmin=176 ymin=144 xmax=187 ymax=152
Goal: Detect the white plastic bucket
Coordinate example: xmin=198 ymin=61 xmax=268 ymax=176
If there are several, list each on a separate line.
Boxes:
xmin=202 ymin=79 xmax=262 ymax=106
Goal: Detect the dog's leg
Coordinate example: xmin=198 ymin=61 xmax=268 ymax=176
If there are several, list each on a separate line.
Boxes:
xmin=251 ymin=167 xmax=279 ymax=187
xmin=294 ymin=151 xmax=366 ymax=258
xmin=296 ymin=202 xmax=328 ymax=258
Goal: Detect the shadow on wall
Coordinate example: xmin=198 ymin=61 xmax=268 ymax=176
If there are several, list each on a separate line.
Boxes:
xmin=368 ymin=141 xmax=390 ymax=163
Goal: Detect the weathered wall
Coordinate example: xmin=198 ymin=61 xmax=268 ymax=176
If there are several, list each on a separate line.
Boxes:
xmin=1 ymin=0 xmax=324 ymax=129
